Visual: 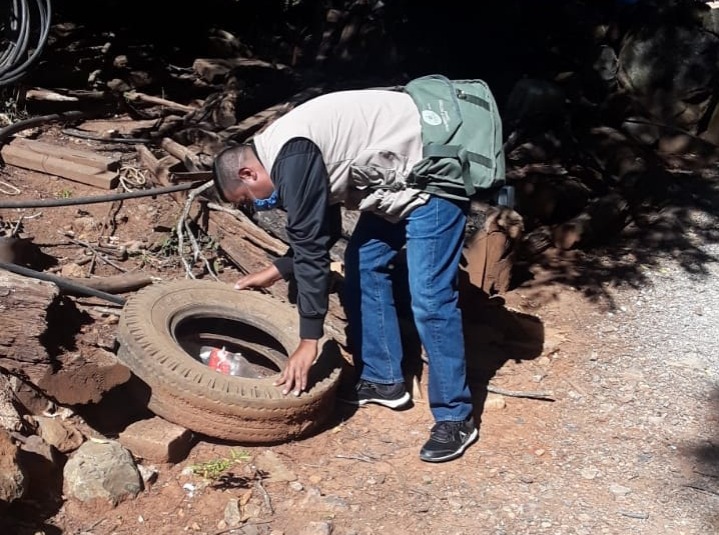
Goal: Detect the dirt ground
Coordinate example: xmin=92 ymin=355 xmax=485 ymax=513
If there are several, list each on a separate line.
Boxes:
xmin=1 ymin=126 xmax=717 ymax=535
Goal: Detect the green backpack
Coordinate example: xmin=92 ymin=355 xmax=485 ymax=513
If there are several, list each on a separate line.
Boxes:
xmin=404 ymin=74 xmax=506 ymax=201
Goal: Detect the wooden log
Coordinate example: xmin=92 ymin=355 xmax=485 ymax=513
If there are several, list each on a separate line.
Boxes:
xmin=0 ymin=270 xmax=59 ymax=384
xmin=192 ymin=57 xmax=289 ymax=84
xmin=5 ymin=137 xmax=120 ymax=171
xmin=64 ymin=272 xmax=155 ymax=294
xmin=0 ymin=143 xmax=118 ymax=190
xmin=160 ymin=137 xmax=202 ymax=172
xmin=0 ymin=270 xmax=131 ymax=405
xmin=204 ymin=209 xmax=348 ymax=345
xmin=124 ymin=91 xmax=197 ymax=114
xmin=25 ymin=88 xmax=79 ymax=102
xmin=77 ymin=117 xmax=159 ymax=136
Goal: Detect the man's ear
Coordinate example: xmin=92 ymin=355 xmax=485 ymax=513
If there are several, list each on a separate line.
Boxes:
xmin=238 ymin=166 xmax=255 ymax=182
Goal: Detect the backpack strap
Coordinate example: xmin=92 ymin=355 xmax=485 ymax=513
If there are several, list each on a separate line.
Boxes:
xmin=423 ymin=144 xmax=493 ymax=169
xmin=456 ymin=90 xmax=490 ymax=110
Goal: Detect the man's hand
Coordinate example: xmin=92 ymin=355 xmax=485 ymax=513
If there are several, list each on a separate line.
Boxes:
xmin=234 ymin=264 xmax=282 ymax=290
xmin=274 ymin=339 xmax=318 ymax=396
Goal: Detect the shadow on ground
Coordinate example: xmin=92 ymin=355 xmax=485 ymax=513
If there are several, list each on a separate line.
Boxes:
xmin=516 ymin=167 xmax=719 ymax=309
xmin=688 ymin=387 xmax=719 ymax=529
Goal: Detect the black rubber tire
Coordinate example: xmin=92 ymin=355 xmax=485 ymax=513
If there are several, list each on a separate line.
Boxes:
xmin=116 ymin=280 xmax=342 ymax=444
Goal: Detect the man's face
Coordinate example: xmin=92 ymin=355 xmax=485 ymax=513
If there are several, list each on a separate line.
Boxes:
xmin=223 ymin=162 xmax=274 ymax=209
xmin=225 ymin=179 xmax=257 ymax=209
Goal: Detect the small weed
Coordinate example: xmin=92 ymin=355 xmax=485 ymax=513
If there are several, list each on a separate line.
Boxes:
xmin=56 ymin=189 xmax=73 ymax=199
xmin=190 ymin=449 xmax=250 ymax=480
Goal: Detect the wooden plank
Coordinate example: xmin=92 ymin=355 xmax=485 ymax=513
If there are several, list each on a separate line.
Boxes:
xmin=0 ymin=144 xmax=119 ymax=189
xmin=7 ymin=136 xmax=120 ymax=171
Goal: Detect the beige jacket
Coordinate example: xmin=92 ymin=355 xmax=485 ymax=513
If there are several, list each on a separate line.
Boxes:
xmin=253 ymin=89 xmax=429 ymax=221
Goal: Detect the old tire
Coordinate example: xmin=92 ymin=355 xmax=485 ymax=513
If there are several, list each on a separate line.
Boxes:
xmin=116 ymin=280 xmax=342 ymax=444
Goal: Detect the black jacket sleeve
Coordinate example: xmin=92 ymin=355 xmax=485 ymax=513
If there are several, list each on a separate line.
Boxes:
xmin=270 ymin=138 xmax=339 ymax=340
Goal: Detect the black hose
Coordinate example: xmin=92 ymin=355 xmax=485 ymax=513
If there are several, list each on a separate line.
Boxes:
xmin=0 ymin=181 xmax=209 ymax=209
xmin=0 ymin=0 xmax=52 ymax=87
xmin=0 ymin=259 xmax=126 ymax=305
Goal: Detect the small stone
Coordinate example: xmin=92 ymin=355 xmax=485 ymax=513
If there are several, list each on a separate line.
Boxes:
xmin=289 ymin=481 xmax=304 ymax=492
xmin=298 ymin=521 xmax=333 ymax=535
xmin=309 ymin=474 xmax=322 ymax=485
xmin=224 ymin=498 xmax=242 ymax=527
xmin=483 ymin=393 xmax=506 ymax=410
xmin=609 ymin=483 xmax=632 ymax=497
xmin=581 ymin=468 xmax=599 ymax=480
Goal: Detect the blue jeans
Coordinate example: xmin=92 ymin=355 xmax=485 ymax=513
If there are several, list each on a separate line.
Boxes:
xmin=344 ymin=196 xmax=472 ymax=423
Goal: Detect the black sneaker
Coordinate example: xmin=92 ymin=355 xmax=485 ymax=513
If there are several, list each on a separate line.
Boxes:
xmin=419 ymin=417 xmax=478 ymax=463
xmin=339 ymin=379 xmax=411 ymax=409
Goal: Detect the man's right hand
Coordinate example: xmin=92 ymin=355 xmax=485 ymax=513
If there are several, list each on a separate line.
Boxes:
xmin=234 ymin=264 xmax=282 ymax=290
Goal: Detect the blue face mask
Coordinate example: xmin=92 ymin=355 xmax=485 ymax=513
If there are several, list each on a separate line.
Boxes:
xmin=253 ymin=190 xmax=280 ymax=211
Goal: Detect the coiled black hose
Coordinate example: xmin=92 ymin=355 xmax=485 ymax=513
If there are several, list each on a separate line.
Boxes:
xmin=0 ymin=0 xmax=52 ymax=87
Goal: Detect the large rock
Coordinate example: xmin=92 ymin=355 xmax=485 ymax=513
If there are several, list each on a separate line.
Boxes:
xmin=0 ymin=428 xmax=26 ymax=504
xmin=63 ymin=440 xmax=142 ymax=506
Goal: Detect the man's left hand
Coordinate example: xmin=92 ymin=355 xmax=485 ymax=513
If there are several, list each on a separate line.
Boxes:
xmin=274 ymin=339 xmax=318 ymax=396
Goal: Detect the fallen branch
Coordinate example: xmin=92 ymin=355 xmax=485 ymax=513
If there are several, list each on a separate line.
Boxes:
xmin=254 ymin=478 xmax=274 ymax=515
xmin=124 ymin=91 xmax=197 ymax=114
xmin=335 ymin=453 xmax=377 ymax=463
xmin=176 ymin=181 xmax=217 ymax=279
xmin=486 ymin=384 xmax=555 ymax=401
xmin=62 ymin=233 xmax=128 ymax=273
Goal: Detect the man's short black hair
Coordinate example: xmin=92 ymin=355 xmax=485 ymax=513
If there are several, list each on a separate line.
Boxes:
xmin=212 ymin=143 xmax=252 ymax=203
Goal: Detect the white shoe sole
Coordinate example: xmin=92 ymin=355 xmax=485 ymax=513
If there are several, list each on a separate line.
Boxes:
xmin=356 ymin=391 xmax=411 ymax=409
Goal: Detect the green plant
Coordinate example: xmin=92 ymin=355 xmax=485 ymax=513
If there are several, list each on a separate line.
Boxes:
xmin=158 ymin=230 xmax=179 ymax=257
xmin=190 ymin=449 xmax=250 ymax=480
xmin=56 ymin=189 xmax=73 ymax=199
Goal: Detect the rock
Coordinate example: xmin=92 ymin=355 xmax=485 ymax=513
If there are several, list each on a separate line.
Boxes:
xmin=0 ymin=373 xmax=23 ymax=432
xmin=63 ymin=439 xmax=142 ymax=506
xmin=60 ymin=262 xmax=87 ymax=278
xmin=33 ymin=415 xmax=84 ymax=453
xmin=0 ymin=428 xmax=27 ymax=503
xmin=483 ymin=393 xmax=506 ymax=410
xmin=581 ymin=467 xmax=600 ymax=480
xmin=609 ymin=483 xmax=632 ymax=497
xmin=137 ymin=464 xmax=158 ymax=487
xmin=118 ymin=416 xmax=195 ymax=463
xmin=224 ymin=498 xmax=242 ymax=527
xmin=298 ymin=521 xmax=333 ymax=535
xmin=252 ymin=450 xmax=297 ymax=482
xmin=17 ymin=434 xmax=62 ymax=497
